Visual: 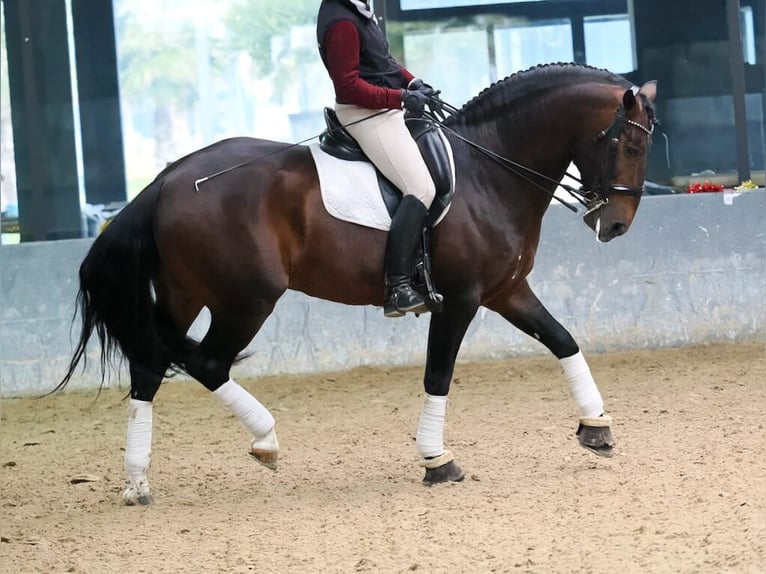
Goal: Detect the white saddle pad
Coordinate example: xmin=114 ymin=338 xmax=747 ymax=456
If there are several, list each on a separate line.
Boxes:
xmin=309 ymin=143 xmax=393 ymax=231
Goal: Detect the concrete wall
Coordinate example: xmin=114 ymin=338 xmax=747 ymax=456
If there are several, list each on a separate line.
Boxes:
xmin=1 ymin=190 xmax=764 ymax=396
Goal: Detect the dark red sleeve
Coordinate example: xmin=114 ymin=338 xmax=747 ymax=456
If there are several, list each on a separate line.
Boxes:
xmin=400 ymin=67 xmax=415 ymax=86
xmin=324 ymin=20 xmax=404 ymax=110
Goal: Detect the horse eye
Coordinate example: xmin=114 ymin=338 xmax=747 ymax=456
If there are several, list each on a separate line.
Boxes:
xmin=625 ymin=145 xmax=642 ymax=159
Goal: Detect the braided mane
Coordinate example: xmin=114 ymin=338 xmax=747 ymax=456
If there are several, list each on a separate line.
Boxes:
xmin=444 ymin=62 xmax=637 ymax=126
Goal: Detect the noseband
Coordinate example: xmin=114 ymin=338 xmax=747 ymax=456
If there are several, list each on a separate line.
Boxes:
xmin=583 ymin=102 xmax=655 ymax=214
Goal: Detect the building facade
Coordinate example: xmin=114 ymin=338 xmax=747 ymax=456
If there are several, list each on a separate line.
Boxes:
xmin=1 ymin=0 xmax=764 ymax=242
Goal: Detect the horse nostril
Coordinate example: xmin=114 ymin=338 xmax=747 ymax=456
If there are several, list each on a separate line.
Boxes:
xmin=609 ymin=222 xmax=628 ymax=237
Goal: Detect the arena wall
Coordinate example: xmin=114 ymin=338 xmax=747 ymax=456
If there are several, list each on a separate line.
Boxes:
xmin=1 ymin=190 xmax=764 ymax=396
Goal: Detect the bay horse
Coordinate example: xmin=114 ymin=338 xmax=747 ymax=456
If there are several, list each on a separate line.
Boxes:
xmin=58 ymin=63 xmax=657 ymax=505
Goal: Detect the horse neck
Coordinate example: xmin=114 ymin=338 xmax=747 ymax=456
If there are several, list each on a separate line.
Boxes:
xmin=448 ymin=87 xmax=585 ymax=215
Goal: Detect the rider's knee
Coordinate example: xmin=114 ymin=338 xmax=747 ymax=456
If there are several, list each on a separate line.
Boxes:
xmin=411 ymin=182 xmax=436 ymax=210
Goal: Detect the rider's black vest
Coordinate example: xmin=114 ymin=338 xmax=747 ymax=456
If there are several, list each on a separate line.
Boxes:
xmin=316 ymin=0 xmax=405 ymax=91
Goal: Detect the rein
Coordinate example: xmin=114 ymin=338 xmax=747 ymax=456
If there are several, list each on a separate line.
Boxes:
xmin=195 ymin=92 xmax=654 ymax=219
xmin=426 ymin=102 xmax=585 ymax=213
xmin=425 ymin=95 xmax=654 ymax=215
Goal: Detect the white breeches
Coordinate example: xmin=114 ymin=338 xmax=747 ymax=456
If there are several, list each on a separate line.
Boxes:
xmin=334 ymin=103 xmax=436 ymax=209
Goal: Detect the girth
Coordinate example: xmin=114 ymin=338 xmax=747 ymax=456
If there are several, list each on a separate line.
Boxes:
xmin=319 ymin=108 xmax=454 ymax=227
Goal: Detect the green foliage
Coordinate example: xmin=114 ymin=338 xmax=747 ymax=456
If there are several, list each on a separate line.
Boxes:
xmin=223 ymin=0 xmax=317 ymax=75
xmin=115 ymin=11 xmax=199 ymax=105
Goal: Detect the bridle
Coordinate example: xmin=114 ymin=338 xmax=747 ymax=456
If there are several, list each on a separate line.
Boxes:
xmin=424 ymin=95 xmax=656 ymax=215
xmin=581 ymin=101 xmax=656 ymax=215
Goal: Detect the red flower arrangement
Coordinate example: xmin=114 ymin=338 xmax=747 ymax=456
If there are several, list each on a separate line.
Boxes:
xmin=686 ymin=180 xmax=725 ymax=193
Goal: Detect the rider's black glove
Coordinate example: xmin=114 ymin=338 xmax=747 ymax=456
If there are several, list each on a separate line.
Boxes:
xmin=401 ymin=89 xmax=430 ymax=116
xmin=408 ymin=78 xmax=436 ymax=97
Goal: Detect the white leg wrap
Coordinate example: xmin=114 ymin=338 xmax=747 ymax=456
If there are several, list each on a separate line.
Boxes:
xmin=560 ymin=351 xmax=604 ymax=418
xmin=416 ymin=394 xmax=448 ymax=458
xmin=214 ymin=379 xmax=275 ymax=438
xmin=125 ymin=399 xmax=153 ymax=480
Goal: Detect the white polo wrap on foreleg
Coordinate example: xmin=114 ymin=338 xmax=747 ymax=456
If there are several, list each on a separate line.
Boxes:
xmin=416 ymin=394 xmax=448 ymax=458
xmin=125 ymin=399 xmax=153 ymax=479
xmin=560 ymin=351 xmax=604 ymax=418
xmin=214 ymin=379 xmax=275 ymax=438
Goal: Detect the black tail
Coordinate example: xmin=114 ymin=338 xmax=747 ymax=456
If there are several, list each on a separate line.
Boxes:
xmin=53 ymin=177 xmax=194 ymax=394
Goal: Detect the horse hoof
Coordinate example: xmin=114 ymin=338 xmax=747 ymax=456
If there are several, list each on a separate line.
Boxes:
xmin=123 ymin=480 xmax=154 ymax=506
xmin=423 ymin=460 xmax=465 ymax=486
xmin=580 ymin=443 xmax=614 ymax=458
xmin=576 ymin=416 xmax=615 ymax=458
xmin=250 ymin=429 xmax=279 ymax=470
xmin=135 ymin=493 xmax=155 ymax=505
xmin=249 ymin=448 xmax=279 ymax=470
xmin=420 ymin=451 xmax=465 ymax=486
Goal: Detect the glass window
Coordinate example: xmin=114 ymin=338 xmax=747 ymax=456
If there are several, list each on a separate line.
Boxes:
xmin=584 ymin=14 xmax=634 ymax=73
xmin=494 ymin=19 xmax=573 ymax=77
xmin=0 ymin=7 xmax=19 ymax=244
xmin=64 ymin=0 xmax=86 ymax=215
xmin=113 ymin=0 xmax=334 ymax=198
xmin=740 ymin=6 xmax=756 ymax=65
xmin=401 ymin=0 xmax=541 ymax=9
xmin=404 ymin=29 xmax=491 ymax=105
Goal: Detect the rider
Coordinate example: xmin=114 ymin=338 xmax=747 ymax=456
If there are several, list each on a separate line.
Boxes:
xmin=316 ymin=0 xmax=438 ymax=317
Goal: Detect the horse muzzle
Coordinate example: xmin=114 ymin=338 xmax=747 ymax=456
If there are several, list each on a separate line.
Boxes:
xmin=582 ymin=203 xmax=632 ymax=243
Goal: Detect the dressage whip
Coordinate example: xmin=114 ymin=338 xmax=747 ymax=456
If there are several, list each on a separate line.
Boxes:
xmin=195 ymin=94 xmax=591 ymax=215
xmin=193 ymin=110 xmax=389 ymax=191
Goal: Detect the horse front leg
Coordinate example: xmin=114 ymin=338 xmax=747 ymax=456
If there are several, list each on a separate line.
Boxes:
xmin=418 ymin=299 xmax=479 ymax=485
xmin=486 ymin=280 xmax=614 ymax=457
xmin=123 ymin=362 xmax=164 ymax=505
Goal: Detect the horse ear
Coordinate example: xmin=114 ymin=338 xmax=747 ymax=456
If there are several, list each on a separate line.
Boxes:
xmin=623 ymin=88 xmax=637 ymax=110
xmin=638 ymin=80 xmax=657 ymax=102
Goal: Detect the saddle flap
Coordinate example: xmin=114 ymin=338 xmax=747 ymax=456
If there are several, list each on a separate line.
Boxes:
xmin=406 ymin=118 xmax=455 ymax=226
xmin=406 ymin=119 xmax=452 ymax=192
xmin=317 ymin=108 xmax=455 ymax=226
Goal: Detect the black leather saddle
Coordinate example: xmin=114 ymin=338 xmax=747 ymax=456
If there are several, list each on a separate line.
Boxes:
xmin=318 ymin=107 xmax=455 ymax=227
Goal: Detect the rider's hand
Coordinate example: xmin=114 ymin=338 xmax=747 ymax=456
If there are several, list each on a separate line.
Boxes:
xmin=401 ymin=89 xmax=430 ymax=116
xmin=408 ymin=78 xmax=436 ymax=97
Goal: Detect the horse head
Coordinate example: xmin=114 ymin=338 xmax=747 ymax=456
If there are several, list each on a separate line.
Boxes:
xmin=575 ymin=80 xmax=657 ymax=242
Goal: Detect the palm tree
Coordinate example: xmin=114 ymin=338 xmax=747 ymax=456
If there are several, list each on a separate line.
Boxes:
xmin=223 ymin=0 xmax=317 ymax=106
xmin=115 ymin=10 xmax=199 ymax=166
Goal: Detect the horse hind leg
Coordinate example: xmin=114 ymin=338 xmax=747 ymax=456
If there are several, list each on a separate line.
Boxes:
xmin=123 ymin=284 xmax=202 ymax=506
xmin=186 ymin=301 xmax=281 ymax=470
xmin=123 ymin=362 xmax=163 ymax=506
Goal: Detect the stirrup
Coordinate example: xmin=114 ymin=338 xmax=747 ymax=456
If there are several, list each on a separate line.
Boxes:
xmin=415 ymin=228 xmax=443 ymax=313
xmin=384 ymin=285 xmax=429 ymax=317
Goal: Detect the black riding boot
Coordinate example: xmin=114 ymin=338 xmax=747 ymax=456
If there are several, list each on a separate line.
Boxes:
xmin=384 ymin=195 xmax=429 ymax=317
